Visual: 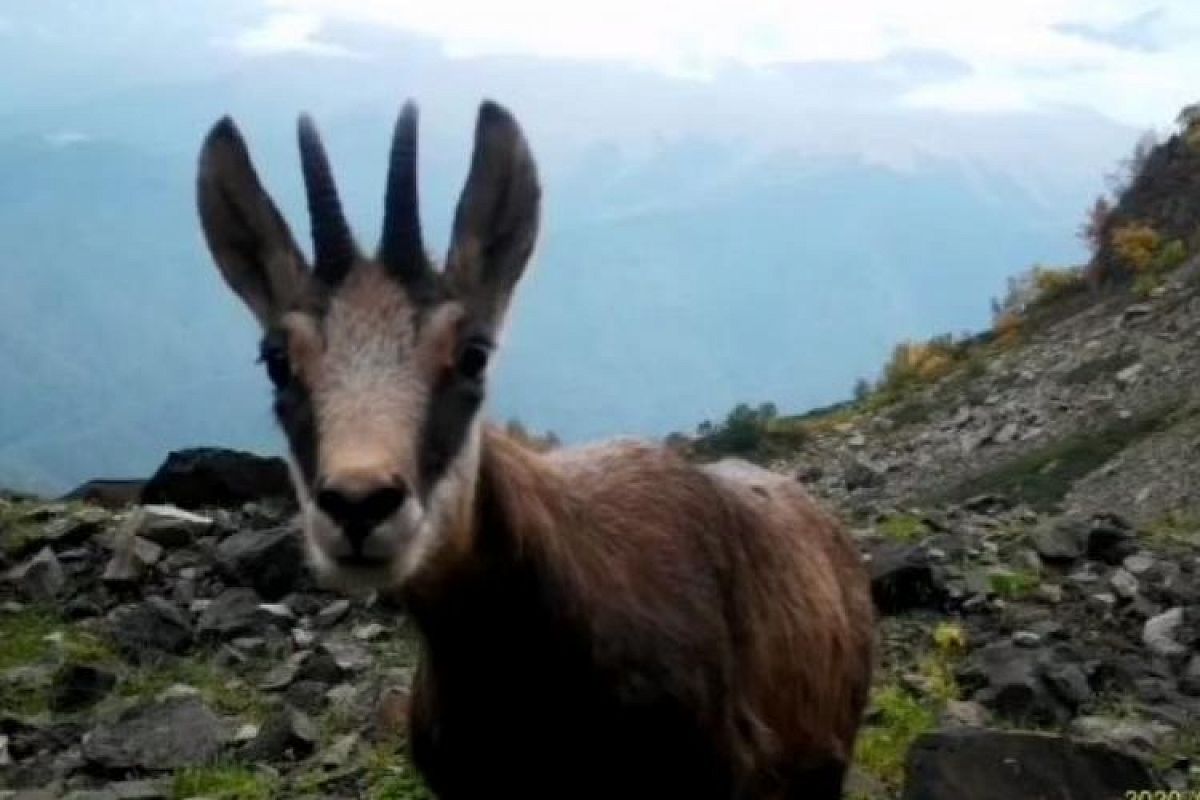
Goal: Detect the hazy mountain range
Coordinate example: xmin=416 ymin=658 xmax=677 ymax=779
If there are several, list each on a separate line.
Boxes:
xmin=0 ymin=11 xmax=1141 ymax=493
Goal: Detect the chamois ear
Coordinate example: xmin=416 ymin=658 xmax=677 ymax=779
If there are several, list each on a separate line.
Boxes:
xmin=444 ymin=100 xmax=541 ymax=334
xmin=197 ymin=116 xmax=310 ymax=328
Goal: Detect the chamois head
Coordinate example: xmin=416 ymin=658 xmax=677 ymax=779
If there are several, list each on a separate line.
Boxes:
xmin=196 ymin=101 xmax=541 ymax=591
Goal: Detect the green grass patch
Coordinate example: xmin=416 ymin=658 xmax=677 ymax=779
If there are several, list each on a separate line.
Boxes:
xmin=173 ymin=764 xmax=278 ymax=800
xmin=364 ymin=741 xmax=432 ymax=800
xmin=121 ymin=658 xmax=270 ymax=722
xmin=988 ymin=569 xmax=1040 ymax=600
xmin=1142 ymin=510 xmax=1200 ymax=546
xmin=876 ymin=514 xmax=929 ymax=543
xmin=0 ymin=607 xmax=117 ymax=671
xmin=854 ymin=627 xmax=965 ymax=792
xmin=939 ymin=405 xmax=1178 ymax=510
xmin=853 ymin=686 xmax=938 ymax=791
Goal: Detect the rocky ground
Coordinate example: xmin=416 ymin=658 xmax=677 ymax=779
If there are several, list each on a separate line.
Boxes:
xmin=3 ymin=269 xmax=1200 ymax=799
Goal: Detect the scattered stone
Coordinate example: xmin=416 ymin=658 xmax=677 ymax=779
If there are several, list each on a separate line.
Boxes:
xmin=102 ymin=512 xmax=163 ymax=584
xmin=843 ymin=458 xmax=883 ymax=490
xmin=232 ymin=723 xmax=260 ymax=743
xmin=962 ymin=495 xmax=1010 ymax=515
xmin=1115 ymin=363 xmax=1144 ymax=386
xmin=284 ymin=681 xmax=330 ymax=714
xmin=1143 ymin=607 xmax=1188 ymax=659
xmin=107 ymin=597 xmax=193 ymax=662
xmin=197 ymin=588 xmax=273 ymax=639
xmin=321 ymin=732 xmax=360 ymax=768
xmin=959 ymin=642 xmax=1063 ymax=725
xmin=1012 ymin=631 xmax=1041 ymax=648
xmin=1109 ymin=569 xmax=1139 ymax=599
xmin=315 ymin=599 xmax=351 ymax=628
xmin=4 ymin=547 xmax=65 ymax=602
xmin=0 ymin=733 xmax=9 ymax=767
xmin=1030 ymin=517 xmax=1085 ymax=563
xmin=902 ymin=728 xmax=1163 ymax=800
xmin=1070 ymin=716 xmax=1173 ymax=758
xmin=50 ymin=664 xmax=116 ymax=713
xmin=259 ymin=652 xmax=310 ymax=691
xmin=1123 ymin=553 xmax=1156 ymax=576
xmin=352 ymin=623 xmax=387 ymax=642
xmin=82 ymin=697 xmax=225 ymax=772
xmin=137 ymin=505 xmax=212 ymax=548
xmin=320 ymin=638 xmax=372 ymax=674
xmin=868 ymin=543 xmax=946 ymax=614
xmin=216 ymin=527 xmax=305 ymax=601
xmin=142 ymin=447 xmax=293 ymax=510
xmin=939 ymin=700 xmax=990 ymax=728
xmin=242 ymin=707 xmax=319 ymax=763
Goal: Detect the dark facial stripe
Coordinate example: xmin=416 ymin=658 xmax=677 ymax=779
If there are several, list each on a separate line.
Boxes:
xmin=261 ymin=330 xmax=319 ymax=486
xmin=417 ymin=367 xmax=484 ymax=500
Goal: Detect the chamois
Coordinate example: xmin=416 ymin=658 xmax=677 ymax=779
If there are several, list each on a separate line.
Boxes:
xmin=196 ymin=99 xmax=875 ymax=799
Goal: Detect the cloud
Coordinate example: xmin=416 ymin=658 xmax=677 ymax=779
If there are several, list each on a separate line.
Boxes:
xmin=44 ymin=131 xmax=92 ymax=148
xmin=223 ymin=11 xmax=362 ymax=58
xmin=245 ymin=0 xmax=1200 ymax=127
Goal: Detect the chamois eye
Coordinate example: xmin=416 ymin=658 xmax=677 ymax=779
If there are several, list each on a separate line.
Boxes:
xmin=258 ymin=342 xmax=291 ymax=389
xmin=456 ymin=340 xmax=491 ymax=380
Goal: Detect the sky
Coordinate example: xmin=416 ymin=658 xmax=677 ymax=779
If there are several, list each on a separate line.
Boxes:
xmin=224 ymin=0 xmax=1200 ymax=129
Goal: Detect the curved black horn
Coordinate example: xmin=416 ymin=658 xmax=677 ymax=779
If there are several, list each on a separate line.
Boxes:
xmin=379 ymin=101 xmax=431 ymax=287
xmin=298 ymin=114 xmax=357 ymax=284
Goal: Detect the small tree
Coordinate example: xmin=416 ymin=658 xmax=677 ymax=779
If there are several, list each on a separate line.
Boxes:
xmin=1079 ymin=195 xmax=1111 ymax=256
xmin=1111 ymin=221 xmax=1161 ymax=273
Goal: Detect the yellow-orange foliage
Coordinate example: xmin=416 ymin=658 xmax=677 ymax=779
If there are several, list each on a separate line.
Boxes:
xmin=1111 ymin=222 xmax=1161 ymax=273
xmin=992 ymin=310 xmax=1022 ymax=347
xmin=883 ymin=341 xmax=957 ymax=389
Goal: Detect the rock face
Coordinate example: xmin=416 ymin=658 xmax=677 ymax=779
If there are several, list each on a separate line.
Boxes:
xmin=82 ymin=697 xmax=225 ymax=772
xmin=141 ymin=448 xmax=293 ymax=510
xmin=216 ymin=527 xmax=306 ymax=601
xmin=4 ymin=547 xmax=65 ymax=602
xmin=107 ymin=597 xmax=194 ymax=662
xmin=902 ymin=729 xmax=1163 ymax=800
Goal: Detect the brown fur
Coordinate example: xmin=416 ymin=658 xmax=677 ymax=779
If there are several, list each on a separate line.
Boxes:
xmin=403 ymin=426 xmax=875 ymax=798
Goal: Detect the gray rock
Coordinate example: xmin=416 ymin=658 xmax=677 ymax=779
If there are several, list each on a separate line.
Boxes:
xmin=196 ymin=588 xmax=270 ymax=639
xmin=107 ymin=597 xmax=193 ymax=662
xmin=960 ymin=642 xmax=1064 ymax=725
xmin=137 ymin=505 xmax=213 ymax=548
xmin=1143 ymin=607 xmax=1187 ymax=659
xmin=216 ymin=527 xmax=305 ymax=601
xmin=259 ymin=652 xmax=310 ymax=691
xmin=314 ymin=599 xmax=352 ymax=628
xmin=902 ymin=728 xmax=1163 ymax=800
xmin=1109 ymin=569 xmax=1139 ymax=599
xmin=82 ymin=697 xmax=225 ymax=771
xmin=938 ymin=700 xmax=990 ymax=728
xmin=1123 ymin=553 xmax=1156 ymax=575
xmin=4 ymin=548 xmax=65 ymax=602
xmin=1030 ymin=518 xmax=1085 ymax=562
xmin=320 ymin=638 xmax=373 ymax=673
xmin=242 ymin=706 xmax=319 ymax=763
xmin=320 ymin=732 xmax=360 ymax=768
xmin=1070 ymin=716 xmax=1173 ymax=758
xmin=102 ymin=512 xmax=163 ymax=584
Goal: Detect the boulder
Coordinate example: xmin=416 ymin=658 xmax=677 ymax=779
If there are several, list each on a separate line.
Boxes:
xmin=4 ymin=547 xmax=65 ymax=602
xmin=107 ymin=597 xmax=193 ymax=662
xmin=241 ymin=706 xmax=319 ymax=763
xmin=1030 ymin=517 xmax=1086 ymax=562
xmin=82 ymin=697 xmax=225 ymax=772
xmin=902 ymin=728 xmax=1162 ymax=800
xmin=137 ymin=506 xmax=213 ymax=548
xmin=215 ymin=527 xmax=305 ymax=601
xmin=141 ymin=448 xmax=292 ymax=510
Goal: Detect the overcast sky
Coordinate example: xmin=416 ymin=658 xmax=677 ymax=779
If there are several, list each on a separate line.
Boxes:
xmin=222 ymin=0 xmax=1200 ymax=128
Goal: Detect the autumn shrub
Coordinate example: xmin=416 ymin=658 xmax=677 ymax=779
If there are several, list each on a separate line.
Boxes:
xmin=1111 ymin=221 xmax=1161 ymax=274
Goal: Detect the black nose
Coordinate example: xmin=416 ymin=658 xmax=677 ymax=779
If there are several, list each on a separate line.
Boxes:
xmin=316 ymin=479 xmax=407 ymax=548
